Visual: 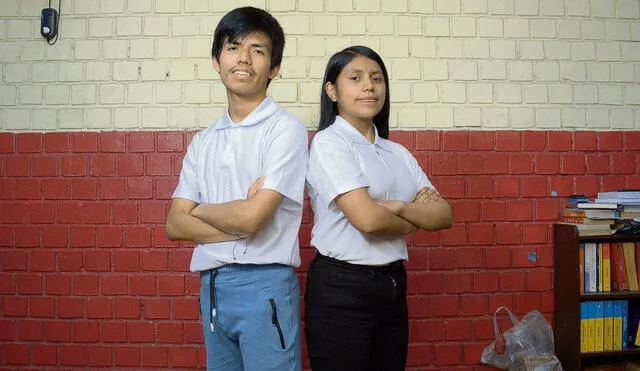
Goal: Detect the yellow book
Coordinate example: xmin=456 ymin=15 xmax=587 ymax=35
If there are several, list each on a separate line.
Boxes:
xmin=594 ymin=301 xmax=604 ymax=351
xmin=580 ymin=302 xmax=588 ymax=352
xmin=601 ymin=242 xmax=611 ymax=292
xmin=588 ymin=301 xmax=596 ymax=352
xmin=604 ymin=300 xmax=614 ymax=351
xmin=622 ymin=242 xmax=639 ymax=291
xmin=598 ymin=243 xmax=603 ymax=291
xmin=613 ymin=300 xmax=623 ymax=350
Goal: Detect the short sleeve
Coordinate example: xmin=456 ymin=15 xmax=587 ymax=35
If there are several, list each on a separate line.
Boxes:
xmin=402 ymin=146 xmax=433 ymax=192
xmin=260 ymin=118 xmax=308 ymax=205
xmin=172 ymin=133 xmax=202 ymax=203
xmin=307 ymin=133 xmax=369 ymax=202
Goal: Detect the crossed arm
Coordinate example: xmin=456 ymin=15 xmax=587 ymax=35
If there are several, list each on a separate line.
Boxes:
xmin=335 ymin=187 xmax=453 ymax=238
xmin=376 ymin=187 xmax=453 ymax=231
xmin=165 ymin=177 xmax=284 ymax=243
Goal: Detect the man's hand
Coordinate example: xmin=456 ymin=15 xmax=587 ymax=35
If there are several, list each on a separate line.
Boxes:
xmin=166 ymin=198 xmax=249 ymax=243
xmin=413 ymin=188 xmax=440 ymax=204
xmin=247 ymin=176 xmax=265 ymax=199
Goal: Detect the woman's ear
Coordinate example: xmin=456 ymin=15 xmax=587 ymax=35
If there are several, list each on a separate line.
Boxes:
xmin=325 ymin=82 xmax=337 ymax=102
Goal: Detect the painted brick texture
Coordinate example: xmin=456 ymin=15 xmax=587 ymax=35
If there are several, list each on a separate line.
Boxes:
xmin=1 ymin=1 xmax=640 ymax=131
xmin=1 ymin=130 xmax=640 ymax=370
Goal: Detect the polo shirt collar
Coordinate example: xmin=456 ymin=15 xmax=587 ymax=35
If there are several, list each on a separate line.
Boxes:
xmin=217 ymin=96 xmax=278 ymax=130
xmin=333 ymin=115 xmax=392 ymax=152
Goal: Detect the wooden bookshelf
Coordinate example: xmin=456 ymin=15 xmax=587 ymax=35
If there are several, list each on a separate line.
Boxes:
xmin=553 ymin=223 xmax=640 ymax=371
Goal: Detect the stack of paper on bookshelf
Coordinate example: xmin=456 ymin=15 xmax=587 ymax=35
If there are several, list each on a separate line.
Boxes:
xmin=595 ymin=190 xmax=640 ymax=219
xmin=560 ymin=191 xmax=640 ymax=236
xmin=558 ymin=221 xmax=615 ymax=236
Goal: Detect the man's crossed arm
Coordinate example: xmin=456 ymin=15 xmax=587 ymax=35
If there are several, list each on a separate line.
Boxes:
xmin=165 ymin=177 xmax=284 ymax=243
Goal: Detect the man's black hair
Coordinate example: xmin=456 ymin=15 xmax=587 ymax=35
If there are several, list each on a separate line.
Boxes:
xmin=211 ymin=7 xmax=285 ymax=71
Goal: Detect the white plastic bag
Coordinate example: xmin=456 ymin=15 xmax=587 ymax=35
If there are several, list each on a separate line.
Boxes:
xmin=481 ymin=306 xmax=563 ymax=371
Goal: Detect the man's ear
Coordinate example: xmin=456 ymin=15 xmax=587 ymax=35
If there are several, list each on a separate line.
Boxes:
xmin=269 ymin=64 xmax=281 ymax=80
xmin=325 ymin=82 xmax=337 ymax=102
xmin=211 ymin=56 xmax=221 ymax=73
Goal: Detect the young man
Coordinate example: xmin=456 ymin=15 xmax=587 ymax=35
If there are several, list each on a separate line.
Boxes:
xmin=165 ymin=7 xmax=307 ymax=371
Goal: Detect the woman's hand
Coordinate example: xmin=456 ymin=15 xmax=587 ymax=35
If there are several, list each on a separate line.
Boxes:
xmin=413 ymin=188 xmax=440 ymax=203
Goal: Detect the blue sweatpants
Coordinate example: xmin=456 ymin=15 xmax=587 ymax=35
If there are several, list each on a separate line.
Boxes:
xmin=199 ymin=264 xmax=301 ymax=371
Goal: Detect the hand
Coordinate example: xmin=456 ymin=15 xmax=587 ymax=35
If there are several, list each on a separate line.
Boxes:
xmin=375 ymin=199 xmax=405 ymax=215
xmin=247 ymin=176 xmax=265 ymax=199
xmin=413 ymin=188 xmax=440 ymax=204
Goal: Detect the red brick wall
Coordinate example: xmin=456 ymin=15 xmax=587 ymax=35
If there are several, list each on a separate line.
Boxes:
xmin=1 ymin=130 xmax=639 ymax=370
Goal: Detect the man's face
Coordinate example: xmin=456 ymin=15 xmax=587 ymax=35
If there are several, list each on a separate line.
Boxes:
xmin=212 ymin=31 xmax=280 ymax=100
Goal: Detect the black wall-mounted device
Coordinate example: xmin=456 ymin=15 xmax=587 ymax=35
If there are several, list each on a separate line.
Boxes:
xmin=40 ymin=7 xmax=58 ymax=41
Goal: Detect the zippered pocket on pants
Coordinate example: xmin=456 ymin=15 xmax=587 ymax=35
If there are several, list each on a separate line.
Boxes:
xmin=268 ymin=298 xmax=286 ymax=350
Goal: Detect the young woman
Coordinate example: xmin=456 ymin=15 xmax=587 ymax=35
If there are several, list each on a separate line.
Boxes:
xmin=304 ymin=45 xmax=453 ymax=371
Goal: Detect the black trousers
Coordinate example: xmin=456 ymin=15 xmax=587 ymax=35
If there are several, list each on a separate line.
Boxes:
xmin=304 ymin=253 xmax=408 ymax=371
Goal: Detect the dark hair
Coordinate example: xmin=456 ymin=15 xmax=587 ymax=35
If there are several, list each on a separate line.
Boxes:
xmin=211 ymin=7 xmax=285 ymax=72
xmin=318 ymin=45 xmax=390 ymax=139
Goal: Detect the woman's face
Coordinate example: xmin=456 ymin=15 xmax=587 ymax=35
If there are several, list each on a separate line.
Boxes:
xmin=325 ymin=55 xmax=386 ymax=126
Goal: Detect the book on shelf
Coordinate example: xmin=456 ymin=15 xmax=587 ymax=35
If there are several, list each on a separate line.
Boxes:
xmin=623 ymin=242 xmax=639 ymax=291
xmin=604 ymin=300 xmax=614 ymax=351
xmin=581 ymin=301 xmax=589 ymax=352
xmin=621 ymin=211 xmax=640 ymax=219
xmin=627 ymin=300 xmax=640 ymax=348
xmin=613 ymin=301 xmax=623 ymax=350
xmin=580 ymin=244 xmax=585 ymax=294
xmin=558 ymin=222 xmax=614 ymax=237
xmin=578 ymin=202 xmax=622 ymax=210
xmin=595 ymin=190 xmax=640 ymax=206
xmin=595 ymin=301 xmax=605 ymax=351
xmin=598 ymin=190 xmax=640 ymax=200
xmin=623 ymin=204 xmax=640 ymax=213
xmin=611 ymin=242 xmax=630 ymax=292
xmin=561 ymin=215 xmax=616 ymax=225
xmin=602 ymin=242 xmax=611 ymax=292
xmin=594 ymin=199 xmax=640 ymax=207
xmin=621 ymin=300 xmax=628 ymax=349
xmin=562 ymin=208 xmax=620 ymax=220
xmin=568 ymin=194 xmax=590 ymax=206
xmin=584 ymin=242 xmax=597 ymax=293
xmin=636 ymin=242 xmax=640 ymax=290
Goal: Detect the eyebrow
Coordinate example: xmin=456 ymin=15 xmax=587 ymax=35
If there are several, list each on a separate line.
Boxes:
xmin=227 ymin=40 xmax=270 ymax=50
xmin=344 ymin=68 xmax=383 ymax=74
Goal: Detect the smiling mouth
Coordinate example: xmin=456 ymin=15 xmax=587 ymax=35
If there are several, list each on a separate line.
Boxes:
xmin=232 ymin=70 xmax=252 ymax=77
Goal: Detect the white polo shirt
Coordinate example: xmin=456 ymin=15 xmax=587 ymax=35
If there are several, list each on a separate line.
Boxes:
xmin=306 ymin=115 xmax=433 ymax=265
xmin=172 ymin=97 xmax=308 ymax=271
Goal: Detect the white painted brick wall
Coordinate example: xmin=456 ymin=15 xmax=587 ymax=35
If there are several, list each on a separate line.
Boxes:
xmin=0 ymin=0 xmax=638 ymax=131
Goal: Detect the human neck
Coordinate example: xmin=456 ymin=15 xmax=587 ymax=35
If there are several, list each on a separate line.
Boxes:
xmin=342 ymin=116 xmax=375 ymax=143
xmin=227 ymin=92 xmax=267 ymax=123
